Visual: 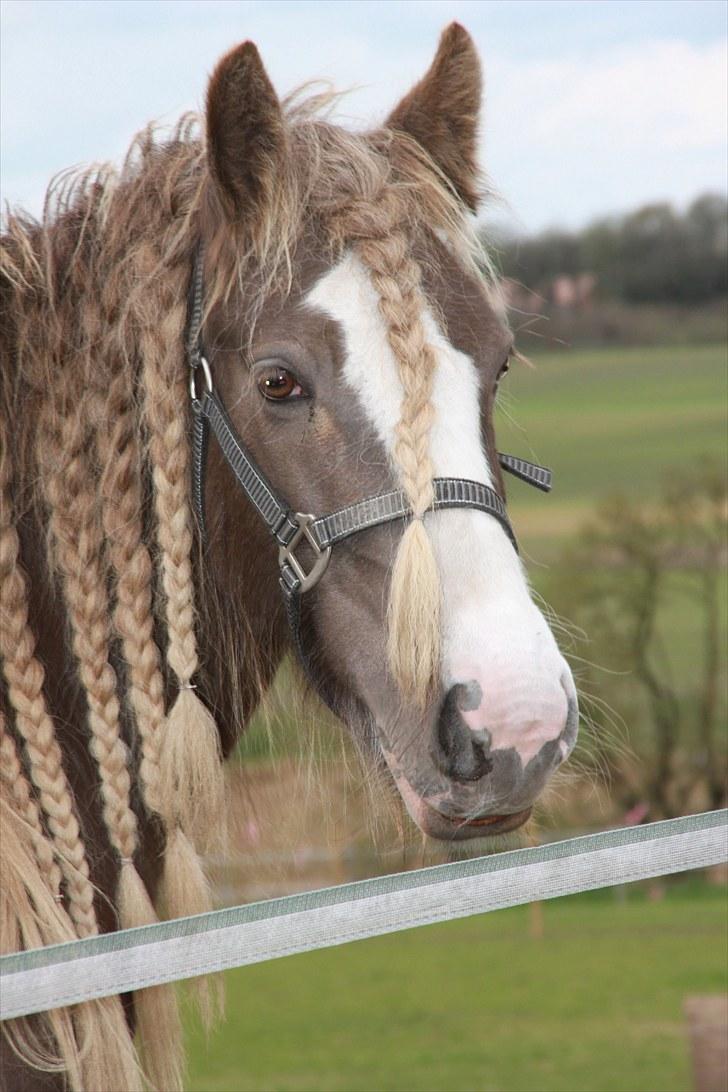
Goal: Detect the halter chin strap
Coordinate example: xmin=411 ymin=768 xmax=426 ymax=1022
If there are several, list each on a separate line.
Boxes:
xmin=186 ymin=252 xmax=552 ymax=699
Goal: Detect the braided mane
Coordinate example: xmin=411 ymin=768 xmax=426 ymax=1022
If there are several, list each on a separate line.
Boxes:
xmin=1 ymin=95 xmax=493 ymax=1089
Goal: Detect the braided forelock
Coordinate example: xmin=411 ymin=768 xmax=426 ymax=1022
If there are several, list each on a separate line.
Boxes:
xmin=340 ymin=182 xmax=444 ymax=705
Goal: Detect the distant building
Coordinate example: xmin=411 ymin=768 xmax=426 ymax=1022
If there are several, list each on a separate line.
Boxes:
xmin=502 ymin=273 xmax=597 ymax=314
xmin=551 ymin=273 xmax=597 ymax=309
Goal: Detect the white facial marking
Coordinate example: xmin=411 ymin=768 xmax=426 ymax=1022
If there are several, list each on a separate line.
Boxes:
xmin=307 ymin=251 xmax=572 ymax=767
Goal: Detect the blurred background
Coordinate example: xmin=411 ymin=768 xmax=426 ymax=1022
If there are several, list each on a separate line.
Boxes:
xmin=2 ymin=2 xmax=726 ymax=1090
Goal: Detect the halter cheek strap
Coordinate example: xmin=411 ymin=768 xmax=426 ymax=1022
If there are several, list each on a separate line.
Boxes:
xmin=186 ymin=252 xmax=552 ymax=703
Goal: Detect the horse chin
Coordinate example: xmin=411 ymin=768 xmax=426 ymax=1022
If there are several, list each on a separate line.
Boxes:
xmin=344 ymin=709 xmax=536 ymax=843
xmin=387 ymin=764 xmax=532 ymax=842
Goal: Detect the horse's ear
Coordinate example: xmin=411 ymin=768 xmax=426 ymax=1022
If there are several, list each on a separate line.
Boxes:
xmin=386 ymin=23 xmax=482 ymax=211
xmin=205 ymin=41 xmax=285 ymax=222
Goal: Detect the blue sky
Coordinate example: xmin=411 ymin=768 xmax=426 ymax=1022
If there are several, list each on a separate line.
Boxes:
xmin=1 ymin=0 xmax=726 ymax=233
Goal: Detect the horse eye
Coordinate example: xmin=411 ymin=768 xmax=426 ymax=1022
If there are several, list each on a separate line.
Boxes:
xmin=496 ymin=356 xmax=510 ymax=384
xmin=257 ymin=365 xmax=305 ymax=401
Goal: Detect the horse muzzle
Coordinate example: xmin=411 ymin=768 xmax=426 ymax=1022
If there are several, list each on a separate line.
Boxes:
xmin=381 ymin=683 xmax=578 ymax=842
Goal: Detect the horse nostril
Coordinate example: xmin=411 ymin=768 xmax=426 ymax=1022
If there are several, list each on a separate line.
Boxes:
xmin=434 ymin=684 xmax=493 ymax=783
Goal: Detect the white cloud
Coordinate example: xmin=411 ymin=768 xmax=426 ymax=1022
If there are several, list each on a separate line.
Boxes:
xmin=484 ymin=37 xmax=727 ymax=230
xmin=1 ymin=2 xmax=725 ymax=232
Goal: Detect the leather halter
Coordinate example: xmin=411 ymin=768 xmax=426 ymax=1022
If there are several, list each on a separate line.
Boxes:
xmin=187 ymin=250 xmax=551 ymax=698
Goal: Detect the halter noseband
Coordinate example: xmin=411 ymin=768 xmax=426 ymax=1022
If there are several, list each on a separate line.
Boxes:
xmin=187 ymin=251 xmax=551 ymax=698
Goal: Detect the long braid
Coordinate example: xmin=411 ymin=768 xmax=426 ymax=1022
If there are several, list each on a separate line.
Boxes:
xmin=39 ymin=389 xmax=153 ymax=910
xmin=0 ymin=726 xmax=144 ymax=1092
xmin=137 ymin=246 xmax=225 ymax=859
xmin=129 ymin=246 xmax=223 ymax=1036
xmin=0 ymin=717 xmax=62 ymax=902
xmin=93 ymin=347 xmax=196 ymax=1074
xmin=344 ymin=188 xmax=442 ymax=704
xmin=0 ymin=716 xmax=87 ymax=1090
xmin=0 ymin=460 xmax=144 ymax=1092
xmin=95 ymin=361 xmax=167 ymax=821
xmin=38 ymin=371 xmax=186 ymax=1091
xmin=0 ymin=443 xmax=98 ymax=938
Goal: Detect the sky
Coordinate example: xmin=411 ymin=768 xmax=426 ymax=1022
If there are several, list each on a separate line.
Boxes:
xmin=1 ymin=0 xmax=726 ymax=235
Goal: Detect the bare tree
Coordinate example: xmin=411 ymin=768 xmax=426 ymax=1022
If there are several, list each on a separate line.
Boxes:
xmin=546 ymin=459 xmax=727 ymax=819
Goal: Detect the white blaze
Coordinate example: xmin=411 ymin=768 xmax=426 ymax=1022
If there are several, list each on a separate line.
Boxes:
xmin=307 ymin=251 xmax=572 ymax=765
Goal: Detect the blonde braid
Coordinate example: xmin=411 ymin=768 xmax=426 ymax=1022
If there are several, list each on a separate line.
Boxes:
xmin=40 ymin=379 xmax=186 ymax=1091
xmin=346 ymin=190 xmax=442 ymax=704
xmin=95 ymin=365 xmax=166 ymax=820
xmin=38 ymin=373 xmax=167 ymax=923
xmin=0 ymin=444 xmax=97 ymax=938
xmin=137 ymin=248 xmax=225 ymax=855
xmin=0 ymin=731 xmax=144 ymax=1092
xmin=0 ymin=716 xmax=63 ymax=902
xmin=131 ymin=249 xmax=222 ymax=1034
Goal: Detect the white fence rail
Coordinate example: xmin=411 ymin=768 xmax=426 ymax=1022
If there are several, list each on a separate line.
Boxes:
xmin=1 ymin=809 xmax=726 ymax=1020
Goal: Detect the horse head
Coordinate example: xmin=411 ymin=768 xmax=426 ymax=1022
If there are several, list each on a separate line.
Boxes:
xmin=196 ymin=25 xmax=578 ymax=840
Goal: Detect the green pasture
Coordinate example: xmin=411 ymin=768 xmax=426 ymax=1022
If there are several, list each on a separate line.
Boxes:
xmin=187 ymin=878 xmax=726 ymax=1092
xmin=495 ymin=342 xmax=727 ymax=558
xmin=498 ymin=342 xmax=727 ymax=699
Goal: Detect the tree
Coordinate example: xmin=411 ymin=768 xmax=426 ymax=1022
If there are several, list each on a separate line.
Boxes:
xmin=492 ymin=193 xmax=728 ymax=305
xmin=544 ymin=459 xmax=727 ymax=819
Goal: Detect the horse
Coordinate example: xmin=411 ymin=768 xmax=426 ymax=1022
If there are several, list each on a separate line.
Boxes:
xmin=0 ymin=23 xmax=578 ymax=1091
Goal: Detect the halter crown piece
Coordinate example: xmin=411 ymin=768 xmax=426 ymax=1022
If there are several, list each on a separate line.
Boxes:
xmin=187 ymin=248 xmax=552 ymax=698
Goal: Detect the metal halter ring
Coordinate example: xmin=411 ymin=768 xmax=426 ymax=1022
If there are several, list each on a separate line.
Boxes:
xmin=278 ymin=513 xmax=332 ymax=593
xmin=189 ymin=355 xmax=213 ymax=402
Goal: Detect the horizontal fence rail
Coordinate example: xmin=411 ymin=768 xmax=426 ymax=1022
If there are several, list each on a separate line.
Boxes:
xmin=1 ymin=810 xmax=726 ymax=1020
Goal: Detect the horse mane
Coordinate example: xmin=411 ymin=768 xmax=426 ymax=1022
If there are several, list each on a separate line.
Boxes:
xmin=0 ymin=87 xmax=495 ymax=1090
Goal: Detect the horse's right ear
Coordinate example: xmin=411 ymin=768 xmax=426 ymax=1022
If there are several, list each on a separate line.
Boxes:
xmin=205 ymin=42 xmax=285 ymax=223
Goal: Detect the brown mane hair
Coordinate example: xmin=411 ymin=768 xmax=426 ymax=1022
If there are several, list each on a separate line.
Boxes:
xmin=1 ymin=67 xmax=493 ymax=1087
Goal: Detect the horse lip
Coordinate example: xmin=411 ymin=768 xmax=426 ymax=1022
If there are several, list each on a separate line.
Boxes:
xmin=413 ymin=797 xmax=532 ymax=840
xmin=433 ymin=806 xmax=532 ymax=835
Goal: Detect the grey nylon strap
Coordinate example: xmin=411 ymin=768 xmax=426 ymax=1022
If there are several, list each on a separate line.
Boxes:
xmin=195 ymin=391 xmax=291 ymax=537
xmin=498 ymin=454 xmax=552 ymax=493
xmin=311 ymin=478 xmax=514 ymax=551
xmin=192 ymin=387 xmax=523 ymax=709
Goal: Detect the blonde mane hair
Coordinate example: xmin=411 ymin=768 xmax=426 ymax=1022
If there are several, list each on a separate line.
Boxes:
xmin=1 ymin=91 xmax=493 ymax=1089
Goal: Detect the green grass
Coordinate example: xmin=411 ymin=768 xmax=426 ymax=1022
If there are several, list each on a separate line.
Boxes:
xmin=497 ymin=341 xmax=728 ymax=706
xmin=187 ymin=880 xmax=726 ymax=1092
xmin=495 ymin=343 xmax=727 ymax=558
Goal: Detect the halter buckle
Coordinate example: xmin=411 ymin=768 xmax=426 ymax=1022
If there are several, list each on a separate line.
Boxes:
xmin=278 ymin=513 xmax=332 ymax=593
xmin=189 ymin=355 xmax=213 ymax=402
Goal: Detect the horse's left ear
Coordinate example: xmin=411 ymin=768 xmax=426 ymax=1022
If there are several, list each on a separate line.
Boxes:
xmin=206 ymin=41 xmax=285 ymax=223
xmin=386 ymin=23 xmax=482 ymax=211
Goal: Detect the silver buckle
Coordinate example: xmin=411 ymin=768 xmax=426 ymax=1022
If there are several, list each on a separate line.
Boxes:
xmin=278 ymin=513 xmax=332 ymax=593
xmin=189 ymin=355 xmax=213 ymax=402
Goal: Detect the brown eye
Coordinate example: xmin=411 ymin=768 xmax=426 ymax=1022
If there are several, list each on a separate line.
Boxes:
xmin=257 ymin=365 xmax=304 ymax=401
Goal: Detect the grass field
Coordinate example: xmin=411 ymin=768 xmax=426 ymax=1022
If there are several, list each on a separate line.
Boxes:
xmin=495 ymin=341 xmax=727 ymax=708
xmin=494 ymin=343 xmax=727 ymax=559
xmin=187 ymin=878 xmax=727 ymax=1092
